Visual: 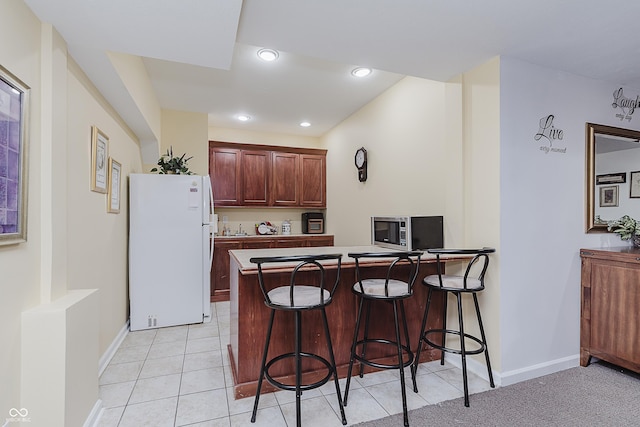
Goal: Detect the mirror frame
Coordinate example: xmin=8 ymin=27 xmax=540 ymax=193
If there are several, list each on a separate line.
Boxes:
xmin=586 ymin=122 xmax=640 ymax=232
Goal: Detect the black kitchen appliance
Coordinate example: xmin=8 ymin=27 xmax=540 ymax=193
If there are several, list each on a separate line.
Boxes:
xmin=302 ymin=212 xmax=324 ymax=234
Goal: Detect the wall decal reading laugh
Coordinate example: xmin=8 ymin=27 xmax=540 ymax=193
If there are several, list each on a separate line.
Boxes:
xmin=534 ymin=114 xmax=566 ymax=154
xmin=612 ymin=88 xmax=640 ymax=122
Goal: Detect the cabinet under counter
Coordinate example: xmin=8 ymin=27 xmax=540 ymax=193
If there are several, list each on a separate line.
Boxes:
xmin=226 ymin=246 xmax=471 ymax=399
xmin=210 ymin=235 xmax=334 ymax=302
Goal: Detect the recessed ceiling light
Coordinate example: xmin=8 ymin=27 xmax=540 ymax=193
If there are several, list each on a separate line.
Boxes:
xmin=236 ymin=114 xmax=251 ymax=122
xmin=299 ymin=121 xmax=311 ymax=127
xmin=351 ymin=67 xmax=372 ymax=77
xmin=257 ymin=48 xmax=279 ymax=62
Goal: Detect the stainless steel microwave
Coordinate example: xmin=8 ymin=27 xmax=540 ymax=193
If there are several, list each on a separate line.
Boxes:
xmin=371 ymin=216 xmax=443 ymax=251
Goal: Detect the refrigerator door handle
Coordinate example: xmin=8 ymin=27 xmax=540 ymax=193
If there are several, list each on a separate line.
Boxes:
xmin=204 ymin=175 xmax=215 ymax=269
xmin=209 ymin=231 xmax=214 ymax=269
xmin=208 ymin=176 xmax=214 ymax=221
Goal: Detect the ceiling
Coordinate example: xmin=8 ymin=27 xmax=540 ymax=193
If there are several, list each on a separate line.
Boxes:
xmin=22 ymin=0 xmax=640 ymax=141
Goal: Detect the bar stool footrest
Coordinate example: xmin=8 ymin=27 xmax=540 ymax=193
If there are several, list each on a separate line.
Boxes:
xmin=422 ymin=329 xmax=486 ymax=356
xmin=264 ymin=352 xmax=334 ymax=392
xmin=354 ymin=338 xmax=415 ymax=370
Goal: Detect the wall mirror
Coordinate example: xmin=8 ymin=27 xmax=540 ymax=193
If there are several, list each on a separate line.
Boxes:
xmin=586 ymin=123 xmax=640 ymax=232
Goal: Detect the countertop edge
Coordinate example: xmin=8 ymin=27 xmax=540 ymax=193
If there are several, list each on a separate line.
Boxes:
xmin=229 ymin=245 xmax=472 ymax=273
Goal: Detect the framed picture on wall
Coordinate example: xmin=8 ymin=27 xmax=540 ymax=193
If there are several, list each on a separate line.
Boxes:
xmin=0 ymin=64 xmax=30 ymax=246
xmin=91 ymin=125 xmax=109 ymax=193
xmin=596 ymin=172 xmax=626 ymax=185
xmin=600 ymin=185 xmax=619 ymax=207
xmin=107 ymin=157 xmax=121 ymax=213
xmin=630 ymin=171 xmax=640 ymax=198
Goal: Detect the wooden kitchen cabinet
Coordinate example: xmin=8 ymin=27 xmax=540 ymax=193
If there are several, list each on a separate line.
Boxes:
xmin=211 ymin=239 xmax=242 ymax=302
xmin=211 ymin=235 xmax=334 ymax=301
xmin=209 ymin=141 xmax=326 ymax=208
xmin=580 ymin=247 xmax=640 ymax=373
xmin=306 ymin=235 xmax=334 ymax=247
xmin=300 ymin=154 xmax=326 ymax=207
xmin=209 ymin=146 xmax=242 ymax=206
xmin=241 ymin=150 xmax=270 ymax=206
xmin=274 ymin=238 xmax=306 ymax=248
xmin=271 ymin=152 xmax=300 ymax=206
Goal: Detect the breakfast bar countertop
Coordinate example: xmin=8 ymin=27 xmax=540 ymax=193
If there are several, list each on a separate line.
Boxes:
xmin=229 ymin=245 xmax=470 ymax=272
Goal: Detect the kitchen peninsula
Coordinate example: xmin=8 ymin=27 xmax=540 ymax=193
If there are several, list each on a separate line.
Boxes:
xmin=227 ymin=245 xmax=471 ymax=398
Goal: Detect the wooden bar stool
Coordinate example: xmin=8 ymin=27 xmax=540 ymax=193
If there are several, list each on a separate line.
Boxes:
xmin=344 ymin=251 xmax=422 ymax=427
xmin=249 ymin=253 xmax=347 ymax=427
xmin=413 ymin=248 xmax=496 ymax=407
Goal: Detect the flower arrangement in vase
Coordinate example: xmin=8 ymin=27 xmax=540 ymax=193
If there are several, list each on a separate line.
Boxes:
xmin=607 ymin=215 xmax=640 ymax=247
xmin=150 ymin=146 xmax=193 ymax=175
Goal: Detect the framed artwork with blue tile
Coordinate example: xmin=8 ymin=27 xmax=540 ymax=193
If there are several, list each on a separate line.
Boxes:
xmin=0 ymin=65 xmax=29 ymax=246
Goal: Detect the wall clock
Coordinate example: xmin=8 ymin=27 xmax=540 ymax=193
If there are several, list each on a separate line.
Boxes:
xmin=354 ymin=147 xmax=367 ymax=182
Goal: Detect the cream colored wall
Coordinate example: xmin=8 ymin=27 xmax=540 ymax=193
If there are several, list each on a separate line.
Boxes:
xmin=1 ymin=0 xmax=143 ymax=421
xmin=322 ymin=77 xmax=459 ymax=246
xmin=158 ymin=109 xmax=209 ymax=175
xmin=66 ymin=58 xmax=143 ymax=356
xmin=0 ymin=0 xmax=43 ymax=414
xmin=209 ymin=126 xmax=322 ymax=149
xmin=108 ymin=51 xmax=162 ymax=144
xmin=108 ymin=51 xmax=162 ymax=168
xmin=322 ymin=71 xmax=502 ymax=378
xmin=459 ymin=57 xmax=502 ymax=372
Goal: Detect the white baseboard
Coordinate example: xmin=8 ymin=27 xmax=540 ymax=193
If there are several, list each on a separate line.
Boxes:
xmin=444 ymin=353 xmax=580 ymax=387
xmin=83 ymin=399 xmax=103 ymax=427
xmin=498 ymin=354 xmax=580 ymax=386
xmin=98 ymin=320 xmax=130 ymax=376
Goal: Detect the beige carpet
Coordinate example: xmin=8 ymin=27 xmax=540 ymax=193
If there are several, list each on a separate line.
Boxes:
xmin=356 ymin=361 xmax=640 ymax=426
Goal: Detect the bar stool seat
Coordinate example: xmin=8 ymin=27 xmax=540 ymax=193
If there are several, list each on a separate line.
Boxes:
xmin=423 ymin=275 xmax=482 ymax=290
xmin=414 ymin=247 xmax=496 ymax=407
xmin=344 ymin=251 xmax=422 ymax=427
xmin=249 ymin=254 xmax=347 ymax=427
xmin=353 ymin=278 xmax=413 ymax=297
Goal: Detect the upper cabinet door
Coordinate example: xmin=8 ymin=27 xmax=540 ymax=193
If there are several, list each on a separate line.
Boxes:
xmin=271 ymin=152 xmax=300 ymax=206
xmin=300 ymin=154 xmax=326 ymax=207
xmin=209 ymin=141 xmax=326 ymax=208
xmin=241 ymin=150 xmax=270 ymax=205
xmin=209 ymin=146 xmax=242 ymax=206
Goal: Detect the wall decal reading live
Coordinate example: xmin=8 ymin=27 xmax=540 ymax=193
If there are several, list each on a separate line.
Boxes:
xmin=534 ymin=114 xmax=566 ymax=154
xmin=611 ymin=88 xmax=640 ymax=122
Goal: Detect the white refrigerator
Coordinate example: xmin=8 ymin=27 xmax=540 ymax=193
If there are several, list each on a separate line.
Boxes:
xmin=129 ymin=173 xmax=214 ymax=331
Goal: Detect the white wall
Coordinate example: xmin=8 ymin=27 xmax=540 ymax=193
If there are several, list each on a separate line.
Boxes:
xmin=498 ymin=57 xmax=640 ymax=383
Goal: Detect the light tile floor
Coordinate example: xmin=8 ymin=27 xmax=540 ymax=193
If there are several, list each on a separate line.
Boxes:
xmin=97 ymin=302 xmax=492 ymax=427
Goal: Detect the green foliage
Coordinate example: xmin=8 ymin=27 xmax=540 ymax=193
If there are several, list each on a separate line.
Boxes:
xmin=607 ymin=215 xmax=639 ymax=240
xmin=150 ymin=146 xmax=193 ymax=175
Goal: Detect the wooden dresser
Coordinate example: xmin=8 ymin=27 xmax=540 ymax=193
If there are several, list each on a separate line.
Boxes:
xmin=580 ymin=247 xmax=640 ymax=373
